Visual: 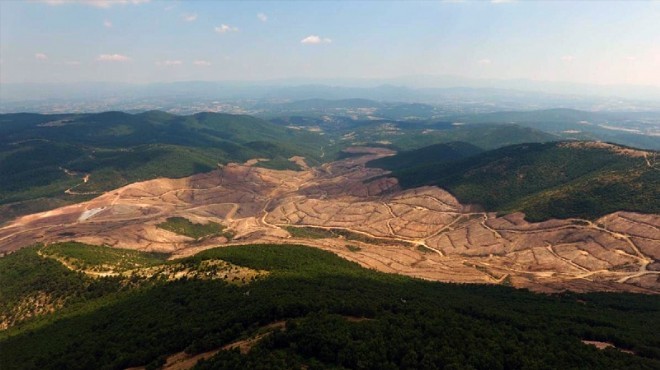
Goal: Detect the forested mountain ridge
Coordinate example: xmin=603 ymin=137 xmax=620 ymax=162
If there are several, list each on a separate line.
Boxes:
xmin=1 ymin=244 xmax=659 ymax=370
xmin=373 ymin=141 xmax=659 ymax=220
xmin=0 ymin=111 xmax=326 ymax=224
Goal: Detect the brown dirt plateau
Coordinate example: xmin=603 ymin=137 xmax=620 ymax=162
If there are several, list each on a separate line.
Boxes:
xmin=1 ymin=147 xmax=658 ymax=293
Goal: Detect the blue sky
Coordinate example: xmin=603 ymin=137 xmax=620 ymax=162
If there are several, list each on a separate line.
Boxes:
xmin=1 ymin=0 xmax=659 ymax=86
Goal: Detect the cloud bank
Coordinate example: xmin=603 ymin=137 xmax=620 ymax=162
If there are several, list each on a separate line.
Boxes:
xmin=97 ymin=54 xmax=130 ymax=62
xmin=215 ymin=24 xmax=238 ymax=34
xmin=301 ymin=35 xmax=332 ymax=44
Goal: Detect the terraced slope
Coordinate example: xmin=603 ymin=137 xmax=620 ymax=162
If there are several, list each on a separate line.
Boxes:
xmin=1 ymin=147 xmax=657 ymax=294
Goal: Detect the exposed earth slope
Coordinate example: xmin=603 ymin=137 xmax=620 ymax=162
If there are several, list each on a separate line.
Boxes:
xmin=1 ymin=147 xmax=658 ymax=294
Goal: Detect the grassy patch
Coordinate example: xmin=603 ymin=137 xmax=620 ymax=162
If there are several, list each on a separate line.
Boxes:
xmin=157 ymin=217 xmax=233 ymax=241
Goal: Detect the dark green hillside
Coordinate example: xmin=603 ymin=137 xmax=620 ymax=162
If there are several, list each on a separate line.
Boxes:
xmin=1 ymin=244 xmax=658 ymax=369
xmin=0 ymin=245 xmax=127 ymax=332
xmin=157 ymin=217 xmax=233 ymax=241
xmin=380 ymin=141 xmax=659 ymax=220
xmin=0 ymin=111 xmax=327 ymax=223
xmin=0 ymin=111 xmax=325 ymax=151
xmin=367 ymin=141 xmax=483 ymax=171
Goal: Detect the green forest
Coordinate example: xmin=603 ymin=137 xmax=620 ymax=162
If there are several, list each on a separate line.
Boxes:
xmin=373 ymin=141 xmax=659 ymax=221
xmin=1 ymin=243 xmax=659 ymax=369
xmin=157 ymin=217 xmax=234 ymax=241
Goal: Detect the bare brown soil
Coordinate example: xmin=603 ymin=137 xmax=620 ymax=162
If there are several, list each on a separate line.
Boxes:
xmin=1 ymin=147 xmax=658 ymax=293
xmin=581 ymin=340 xmax=635 ymax=355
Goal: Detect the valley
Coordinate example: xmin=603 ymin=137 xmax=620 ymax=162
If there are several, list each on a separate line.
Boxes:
xmin=2 ymin=146 xmax=657 ymax=294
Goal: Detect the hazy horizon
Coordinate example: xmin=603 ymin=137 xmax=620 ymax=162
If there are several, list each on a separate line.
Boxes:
xmin=1 ymin=0 xmax=659 ymax=88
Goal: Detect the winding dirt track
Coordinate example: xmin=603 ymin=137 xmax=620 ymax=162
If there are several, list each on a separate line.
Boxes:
xmin=1 ymin=148 xmax=658 ymax=293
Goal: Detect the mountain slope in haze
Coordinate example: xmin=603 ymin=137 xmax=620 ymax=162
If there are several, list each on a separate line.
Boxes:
xmin=451 ymin=108 xmax=660 ymax=150
xmin=0 ymin=111 xmax=327 ymax=223
xmin=377 ymin=141 xmax=659 ymax=221
xmin=351 ymin=122 xmax=558 ymax=151
xmin=282 ymin=116 xmax=559 ymax=153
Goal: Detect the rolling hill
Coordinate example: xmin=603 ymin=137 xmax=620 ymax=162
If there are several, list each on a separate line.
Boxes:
xmin=0 ymin=111 xmax=327 ymax=223
xmin=367 ymin=141 xmax=483 ymax=171
xmin=0 ymin=111 xmax=561 ymax=225
xmin=374 ymin=141 xmax=659 ymax=221
xmin=450 ymin=109 xmax=660 ymax=150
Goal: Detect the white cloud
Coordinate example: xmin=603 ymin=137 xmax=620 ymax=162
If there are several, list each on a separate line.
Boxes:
xmin=156 ymin=60 xmax=183 ymax=66
xmin=103 ymin=20 xmax=112 ymax=28
xmin=65 ymin=60 xmax=81 ymax=65
xmin=34 ymin=53 xmax=48 ymax=60
xmin=257 ymin=13 xmax=268 ymax=22
xmin=97 ymin=54 xmax=131 ymax=62
xmin=193 ymin=60 xmax=212 ymax=66
xmin=42 ymin=0 xmax=150 ymax=8
xmin=215 ymin=24 xmax=239 ymax=33
xmin=561 ymin=55 xmax=575 ymax=62
xmin=182 ymin=13 xmax=197 ymax=22
xmin=491 ymin=0 xmax=515 ymax=3
xmin=625 ymin=56 xmax=637 ymax=61
xmin=301 ymin=35 xmax=332 ymax=44
xmin=477 ymin=58 xmax=492 ymax=65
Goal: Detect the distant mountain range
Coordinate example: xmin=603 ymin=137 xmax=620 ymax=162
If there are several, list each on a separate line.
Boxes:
xmin=2 ymin=76 xmax=659 ymax=113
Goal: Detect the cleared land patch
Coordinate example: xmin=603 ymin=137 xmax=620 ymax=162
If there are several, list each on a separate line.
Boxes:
xmin=0 ymin=147 xmax=658 ymax=294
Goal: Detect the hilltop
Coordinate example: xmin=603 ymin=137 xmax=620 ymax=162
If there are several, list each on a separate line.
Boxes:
xmin=0 ymin=111 xmax=326 ymax=223
xmin=373 ymin=141 xmax=659 ymax=220
xmin=449 ymin=109 xmax=660 ymax=150
xmin=1 ymin=147 xmax=657 ymax=295
xmin=0 ymin=111 xmax=557 ymax=224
